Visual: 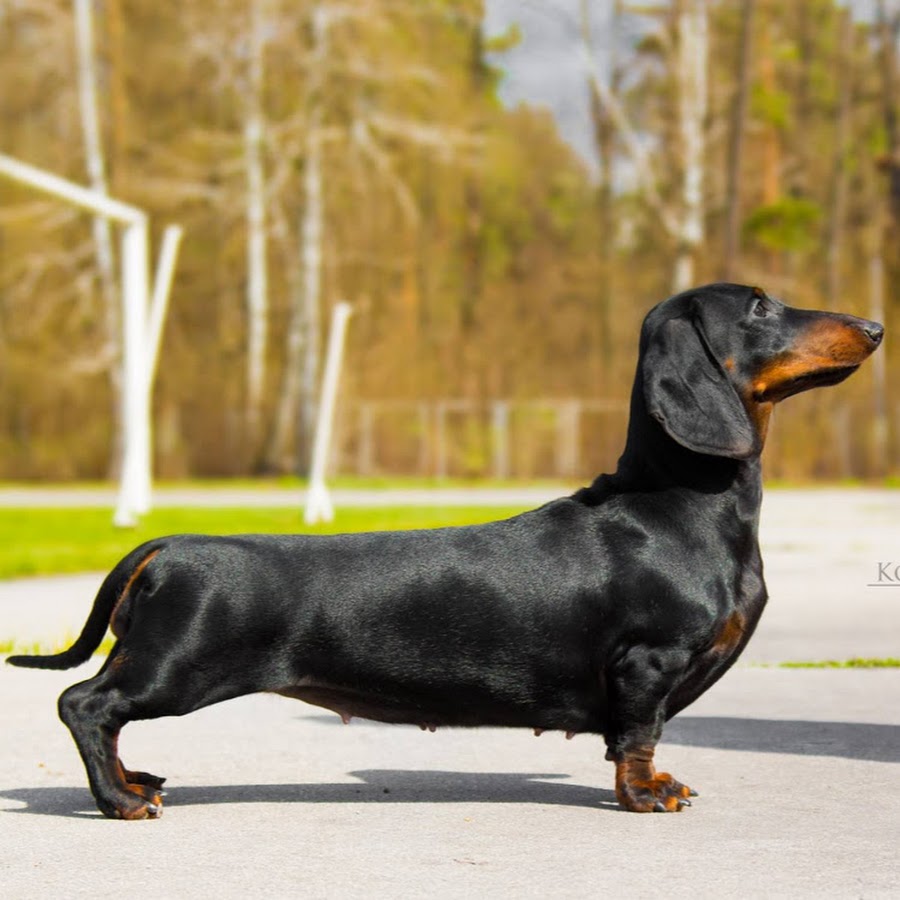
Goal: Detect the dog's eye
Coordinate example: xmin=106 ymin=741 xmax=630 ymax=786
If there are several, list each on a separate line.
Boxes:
xmin=753 ymin=299 xmax=771 ymax=318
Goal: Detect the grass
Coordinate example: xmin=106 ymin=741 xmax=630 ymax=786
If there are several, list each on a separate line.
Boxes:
xmin=777 ymin=658 xmax=900 ymax=669
xmin=1 ymin=636 xmax=117 ymax=657
xmin=0 ymin=504 xmax=529 ymax=580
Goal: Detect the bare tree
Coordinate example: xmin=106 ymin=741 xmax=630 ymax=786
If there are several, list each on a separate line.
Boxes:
xmin=243 ymin=0 xmax=270 ymax=446
xmin=876 ymin=0 xmax=900 ymax=226
xmin=672 ymin=0 xmax=708 ymax=291
xmin=722 ymin=0 xmax=755 ymax=281
xmin=73 ymin=0 xmax=122 ymax=469
xmin=267 ymin=2 xmax=328 ymax=475
xmin=266 ymin=1 xmax=481 ymax=474
xmin=580 ymin=0 xmax=621 ymax=367
xmin=578 ymin=0 xmax=709 ymax=292
xmin=824 ymin=6 xmax=853 ymax=308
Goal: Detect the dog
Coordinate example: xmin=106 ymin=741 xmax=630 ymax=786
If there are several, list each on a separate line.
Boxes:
xmin=7 ymin=283 xmax=883 ymax=819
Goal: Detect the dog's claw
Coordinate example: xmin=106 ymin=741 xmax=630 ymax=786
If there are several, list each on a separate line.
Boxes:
xmin=653 ymin=801 xmax=667 ymax=813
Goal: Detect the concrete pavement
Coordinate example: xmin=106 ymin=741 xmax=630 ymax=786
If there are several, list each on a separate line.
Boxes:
xmin=1 ymin=666 xmax=897 ymax=898
xmin=1 ymin=487 xmax=898 ymax=897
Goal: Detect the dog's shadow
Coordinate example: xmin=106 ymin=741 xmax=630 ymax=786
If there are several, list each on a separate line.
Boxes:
xmin=4 ymin=715 xmax=897 ymax=818
xmin=0 ymin=771 xmax=619 ymax=819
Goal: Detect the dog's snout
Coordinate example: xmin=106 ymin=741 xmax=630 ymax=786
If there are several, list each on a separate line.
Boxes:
xmin=862 ymin=321 xmax=884 ymax=346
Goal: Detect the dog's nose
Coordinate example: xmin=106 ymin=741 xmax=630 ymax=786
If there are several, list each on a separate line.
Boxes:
xmin=863 ymin=322 xmax=884 ymax=346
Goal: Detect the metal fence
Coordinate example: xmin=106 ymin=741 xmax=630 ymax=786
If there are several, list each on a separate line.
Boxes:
xmin=337 ymin=399 xmax=630 ymax=480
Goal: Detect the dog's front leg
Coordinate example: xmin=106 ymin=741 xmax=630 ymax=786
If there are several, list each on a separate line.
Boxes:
xmin=605 ymin=646 xmax=696 ymax=813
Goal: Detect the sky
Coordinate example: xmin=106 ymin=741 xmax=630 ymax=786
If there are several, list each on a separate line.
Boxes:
xmin=482 ymin=0 xmax=614 ymax=171
xmin=482 ymin=0 xmax=882 ymax=173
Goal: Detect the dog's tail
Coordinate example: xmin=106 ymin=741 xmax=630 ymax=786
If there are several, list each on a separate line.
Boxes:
xmin=6 ymin=542 xmax=165 ymax=670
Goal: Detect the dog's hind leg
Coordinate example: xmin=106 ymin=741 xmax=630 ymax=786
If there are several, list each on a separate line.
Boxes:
xmin=58 ymin=674 xmax=164 ymax=820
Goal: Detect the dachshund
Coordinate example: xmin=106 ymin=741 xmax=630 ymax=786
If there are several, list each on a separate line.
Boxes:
xmin=7 ymin=283 xmax=883 ymax=818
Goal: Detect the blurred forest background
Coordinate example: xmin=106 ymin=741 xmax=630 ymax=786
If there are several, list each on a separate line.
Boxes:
xmin=0 ymin=0 xmax=898 ymax=483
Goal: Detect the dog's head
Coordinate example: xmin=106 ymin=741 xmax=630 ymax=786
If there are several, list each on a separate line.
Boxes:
xmin=640 ymin=283 xmax=883 ymax=459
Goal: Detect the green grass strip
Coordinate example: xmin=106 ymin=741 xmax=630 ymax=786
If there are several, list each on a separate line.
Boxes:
xmin=0 ymin=505 xmax=529 ymax=580
xmin=1 ymin=636 xmax=117 ymax=658
xmin=778 ymin=658 xmax=900 ymax=669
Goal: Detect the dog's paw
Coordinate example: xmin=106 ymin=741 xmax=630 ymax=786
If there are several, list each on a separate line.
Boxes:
xmin=99 ymin=788 xmax=165 ymax=820
xmin=118 ymin=795 xmax=164 ymax=820
xmin=616 ymin=770 xmax=696 ymax=813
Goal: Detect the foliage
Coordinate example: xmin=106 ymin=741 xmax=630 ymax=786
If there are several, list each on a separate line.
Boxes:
xmin=743 ymin=196 xmax=822 ymax=253
xmin=0 ymin=0 xmax=896 ymax=483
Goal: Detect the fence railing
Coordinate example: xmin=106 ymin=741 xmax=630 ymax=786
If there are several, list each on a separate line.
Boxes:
xmin=338 ymin=399 xmax=630 ymax=480
xmin=334 ymin=394 xmax=898 ymax=481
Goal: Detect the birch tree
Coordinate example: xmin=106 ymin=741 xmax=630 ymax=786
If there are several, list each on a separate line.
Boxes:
xmin=266 ymin=2 xmax=328 ymax=475
xmin=73 ymin=0 xmax=122 ymax=467
xmin=578 ymin=0 xmax=709 ymax=292
xmin=672 ymin=0 xmax=708 ymax=292
xmin=721 ymin=0 xmax=755 ymax=281
xmin=579 ymin=0 xmax=621 ymax=366
xmin=876 ymin=0 xmax=900 ymax=228
xmin=266 ymin=0 xmax=483 ymax=474
xmin=824 ymin=6 xmax=852 ymax=308
xmin=243 ymin=0 xmax=270 ymax=443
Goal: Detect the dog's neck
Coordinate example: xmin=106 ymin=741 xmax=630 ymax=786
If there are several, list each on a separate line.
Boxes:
xmin=576 ymin=378 xmax=763 ymax=520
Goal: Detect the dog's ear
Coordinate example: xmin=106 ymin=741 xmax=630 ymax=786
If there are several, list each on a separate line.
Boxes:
xmin=642 ymin=316 xmax=759 ymax=459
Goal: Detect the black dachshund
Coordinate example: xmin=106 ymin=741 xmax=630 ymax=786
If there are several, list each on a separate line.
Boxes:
xmin=8 ymin=283 xmax=883 ymax=819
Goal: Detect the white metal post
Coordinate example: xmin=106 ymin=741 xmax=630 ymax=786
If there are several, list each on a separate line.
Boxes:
xmin=305 ymin=302 xmax=352 ymax=525
xmin=147 ymin=225 xmax=184 ymax=384
xmin=114 ymin=220 xmax=150 ymax=525
xmin=0 ymin=153 xmax=143 ymax=223
xmin=0 ymin=153 xmax=180 ymax=526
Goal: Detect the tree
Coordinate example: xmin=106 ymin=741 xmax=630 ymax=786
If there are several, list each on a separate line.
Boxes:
xmin=578 ymin=0 xmax=709 ymax=292
xmin=721 ymin=0 xmax=755 ymax=280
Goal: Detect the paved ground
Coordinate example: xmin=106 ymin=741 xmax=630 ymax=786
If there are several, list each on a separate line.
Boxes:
xmin=1 ymin=487 xmax=898 ymax=897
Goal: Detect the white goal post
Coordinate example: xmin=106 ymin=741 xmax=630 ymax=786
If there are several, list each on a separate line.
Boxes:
xmin=304 ymin=302 xmax=353 ymax=525
xmin=0 ymin=152 xmax=182 ymax=526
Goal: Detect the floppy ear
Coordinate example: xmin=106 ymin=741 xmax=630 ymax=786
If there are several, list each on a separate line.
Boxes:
xmin=642 ymin=316 xmax=759 ymax=459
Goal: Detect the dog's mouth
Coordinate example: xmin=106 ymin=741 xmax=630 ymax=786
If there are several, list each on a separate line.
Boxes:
xmin=753 ymin=365 xmax=860 ymax=403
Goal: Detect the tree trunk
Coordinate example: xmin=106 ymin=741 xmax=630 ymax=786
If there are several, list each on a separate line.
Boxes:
xmin=672 ymin=0 xmax=709 ymax=293
xmin=244 ymin=0 xmax=269 ymax=450
xmin=267 ymin=3 xmax=326 ymax=475
xmin=297 ymin=110 xmax=323 ymax=475
xmin=73 ymin=0 xmax=122 ymax=475
xmin=460 ymin=17 xmax=485 ymax=339
xmin=580 ymin=0 xmax=618 ymax=377
xmin=722 ymin=0 xmax=754 ymax=281
xmin=825 ymin=7 xmax=852 ymax=309
xmin=877 ymin=1 xmax=900 ymax=226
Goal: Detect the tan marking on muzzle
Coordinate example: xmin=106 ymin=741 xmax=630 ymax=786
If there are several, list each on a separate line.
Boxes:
xmin=752 ymin=318 xmax=874 ymax=400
